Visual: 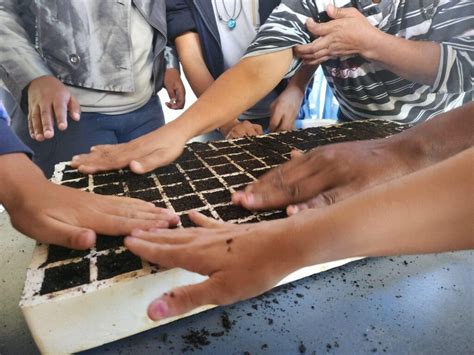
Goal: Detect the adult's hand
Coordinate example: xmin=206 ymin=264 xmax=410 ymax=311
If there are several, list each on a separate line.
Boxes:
xmin=124 ymin=211 xmax=298 ymax=320
xmin=71 ymin=123 xmax=188 ymax=174
xmin=164 ymin=68 xmax=186 ymax=110
xmin=294 ymin=4 xmax=381 ymax=65
xmin=220 ymin=120 xmax=264 ymax=139
xmin=232 ymin=138 xmax=417 ymax=211
xmin=1 ymin=154 xmax=179 ymax=250
xmin=27 ymin=75 xmax=81 ymax=141
xmin=269 ymin=86 xmax=304 ymax=132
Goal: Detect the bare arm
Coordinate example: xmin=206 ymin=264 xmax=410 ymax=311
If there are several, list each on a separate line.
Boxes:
xmin=234 ymin=102 xmax=474 ymax=211
xmin=124 ymin=148 xmax=474 ymax=320
xmin=72 ymin=49 xmax=294 ymax=174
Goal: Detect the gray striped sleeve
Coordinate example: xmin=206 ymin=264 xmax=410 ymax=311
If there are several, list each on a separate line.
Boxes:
xmin=430 ymin=0 xmax=474 ymax=94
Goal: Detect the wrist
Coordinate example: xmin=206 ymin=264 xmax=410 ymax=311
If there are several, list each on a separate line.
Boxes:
xmin=361 ymin=30 xmax=389 ymax=62
xmin=0 ymin=153 xmax=47 ymax=211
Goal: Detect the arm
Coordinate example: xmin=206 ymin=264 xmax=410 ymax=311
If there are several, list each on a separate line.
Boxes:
xmin=0 ymin=107 xmax=179 ymax=248
xmin=163 ymin=46 xmax=186 ymax=110
xmin=71 ymin=49 xmax=294 ymax=174
xmin=269 ymin=64 xmax=318 ymax=132
xmin=175 ymin=31 xmax=264 ymax=138
xmin=124 ymin=148 xmax=474 ymax=320
xmin=233 ymin=102 xmax=474 ymax=211
xmin=294 ymin=5 xmax=440 ymax=86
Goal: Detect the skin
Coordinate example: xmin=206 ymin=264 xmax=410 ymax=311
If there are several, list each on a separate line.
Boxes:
xmin=233 ymin=102 xmax=474 ymax=212
xmin=163 ymin=68 xmax=186 ymax=110
xmin=124 ymin=148 xmax=474 ymax=321
xmin=27 ymin=69 xmax=186 ymax=141
xmin=71 ymin=49 xmax=295 ymax=174
xmin=0 ymin=153 xmax=179 ymax=249
xmin=294 ymin=5 xmax=440 ymax=86
xmin=175 ymin=31 xmax=315 ymax=138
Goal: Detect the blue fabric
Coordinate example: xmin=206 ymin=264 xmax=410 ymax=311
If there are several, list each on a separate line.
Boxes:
xmin=299 ymin=67 xmax=339 ymax=120
xmin=13 ymin=96 xmax=165 ymax=177
xmin=0 ymin=102 xmax=32 ymax=157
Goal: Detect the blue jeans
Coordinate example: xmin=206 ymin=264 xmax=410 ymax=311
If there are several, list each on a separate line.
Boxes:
xmin=13 ymin=96 xmax=165 ymax=177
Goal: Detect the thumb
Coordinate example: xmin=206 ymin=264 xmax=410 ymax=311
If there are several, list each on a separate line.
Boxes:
xmin=327 ymin=4 xmax=354 ymax=19
xmin=148 ymin=279 xmax=222 ymax=321
xmin=130 ymin=151 xmax=175 ymax=174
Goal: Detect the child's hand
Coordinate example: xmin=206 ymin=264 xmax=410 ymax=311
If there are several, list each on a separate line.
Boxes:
xmin=219 ymin=120 xmax=263 ymax=139
xmin=124 ymin=212 xmax=298 ymax=321
xmin=269 ymin=86 xmax=304 ymax=132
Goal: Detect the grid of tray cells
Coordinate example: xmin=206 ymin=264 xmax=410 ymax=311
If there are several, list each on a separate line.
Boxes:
xmin=38 ymin=120 xmax=408 ymax=295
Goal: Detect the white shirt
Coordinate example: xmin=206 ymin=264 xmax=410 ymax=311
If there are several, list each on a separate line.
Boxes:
xmin=212 ymin=0 xmax=278 ymax=120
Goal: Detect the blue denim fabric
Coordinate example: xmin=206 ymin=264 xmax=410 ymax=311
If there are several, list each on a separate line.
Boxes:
xmin=12 ymin=96 xmax=165 ymax=177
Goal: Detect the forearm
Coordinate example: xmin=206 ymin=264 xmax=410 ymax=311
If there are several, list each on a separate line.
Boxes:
xmin=385 ymin=102 xmax=474 ymax=170
xmin=168 ymin=49 xmax=293 ymax=140
xmin=366 ymin=32 xmax=440 ymax=86
xmin=0 ymin=153 xmax=46 ymax=210
xmin=291 ymin=148 xmax=474 ymax=268
xmin=175 ymin=32 xmax=215 ymax=97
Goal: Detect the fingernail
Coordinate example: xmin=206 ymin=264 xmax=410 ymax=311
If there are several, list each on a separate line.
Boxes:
xmin=58 ymin=123 xmax=67 ymax=130
xmin=131 ymin=229 xmax=144 ymax=237
xmin=72 ymin=155 xmax=79 ymax=161
xmin=90 ymin=146 xmax=96 ymax=152
xmin=44 ymin=130 xmax=53 ymax=139
xmin=149 ymin=300 xmax=169 ymax=320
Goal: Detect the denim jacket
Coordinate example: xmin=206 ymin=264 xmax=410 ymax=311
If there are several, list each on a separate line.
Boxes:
xmin=0 ymin=0 xmax=177 ymax=100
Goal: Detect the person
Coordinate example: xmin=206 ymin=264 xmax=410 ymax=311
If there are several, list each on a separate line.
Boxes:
xmin=0 ymin=102 xmax=179 ymax=250
xmin=0 ymin=0 xmax=186 ymax=177
xmin=70 ymin=0 xmax=472 ymax=175
xmin=233 ymin=102 xmax=474 ymax=210
xmin=123 ymin=146 xmax=474 ymax=321
xmin=167 ymin=0 xmax=317 ymax=138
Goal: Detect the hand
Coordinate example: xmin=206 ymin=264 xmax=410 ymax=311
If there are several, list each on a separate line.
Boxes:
xmin=294 ymin=4 xmax=381 ymax=65
xmin=233 ymin=138 xmax=417 ymax=211
xmin=269 ymin=86 xmax=304 ymax=132
xmin=124 ymin=211 xmax=298 ymax=320
xmin=219 ymin=120 xmax=264 ymax=139
xmin=1 ymin=154 xmax=179 ymax=250
xmin=70 ymin=123 xmax=188 ymax=174
xmin=27 ymin=75 xmax=81 ymax=141
xmin=164 ymin=68 xmax=186 ymax=109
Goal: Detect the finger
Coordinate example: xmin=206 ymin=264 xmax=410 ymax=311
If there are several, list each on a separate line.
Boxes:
xmin=37 ymin=218 xmax=96 ymax=250
xmin=291 ymin=149 xmax=304 ymax=159
xmin=67 ymin=95 xmax=81 ymax=121
xmin=304 ymin=56 xmax=332 ymax=66
xmin=305 ymin=18 xmax=333 ymax=37
xmin=53 ymin=96 xmax=68 ymax=131
xmin=327 ymin=4 xmax=359 ymax=19
xmin=30 ymin=105 xmax=44 ymax=141
xmin=175 ymin=86 xmax=186 ymax=109
xmin=130 ymin=153 xmax=169 ymax=175
xmin=254 ymin=124 xmax=264 ymax=135
xmin=128 ymin=229 xmax=194 ymax=244
xmin=27 ymin=106 xmax=35 ymax=139
xmin=188 ymin=211 xmax=223 ymax=228
xmin=269 ymin=112 xmax=283 ymax=132
xmin=279 ymin=115 xmax=296 ymax=132
xmin=147 ymin=278 xmax=225 ymax=321
xmin=125 ymin=236 xmax=182 ymax=267
xmin=39 ymin=103 xmax=55 ymax=139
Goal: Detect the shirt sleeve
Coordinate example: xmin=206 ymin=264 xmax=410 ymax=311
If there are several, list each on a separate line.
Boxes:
xmin=428 ymin=1 xmax=474 ymax=94
xmin=244 ymin=0 xmax=352 ymax=78
xmin=166 ymin=0 xmax=197 ymax=42
xmin=0 ymin=103 xmax=32 ymax=158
